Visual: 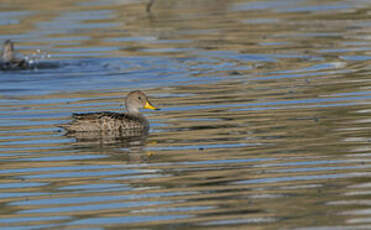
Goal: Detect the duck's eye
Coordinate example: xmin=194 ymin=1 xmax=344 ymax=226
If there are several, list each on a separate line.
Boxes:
xmin=138 ymin=96 xmax=142 ymax=100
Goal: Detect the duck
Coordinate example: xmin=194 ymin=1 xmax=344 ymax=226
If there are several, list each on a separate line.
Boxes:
xmin=58 ymin=90 xmax=160 ymax=133
xmin=0 ymin=40 xmax=28 ymax=69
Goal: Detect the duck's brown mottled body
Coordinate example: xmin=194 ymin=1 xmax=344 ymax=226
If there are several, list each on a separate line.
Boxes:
xmin=58 ymin=91 xmax=159 ymax=135
xmin=60 ymin=111 xmax=149 ymax=133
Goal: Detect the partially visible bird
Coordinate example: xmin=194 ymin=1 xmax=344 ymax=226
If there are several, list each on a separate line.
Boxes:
xmin=0 ymin=40 xmax=28 ymax=69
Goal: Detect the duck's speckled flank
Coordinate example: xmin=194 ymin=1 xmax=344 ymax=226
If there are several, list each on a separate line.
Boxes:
xmin=59 ymin=111 xmax=149 ymax=133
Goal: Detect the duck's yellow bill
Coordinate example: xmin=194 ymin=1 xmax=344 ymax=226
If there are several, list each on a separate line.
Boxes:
xmin=144 ymin=101 xmax=159 ymax=110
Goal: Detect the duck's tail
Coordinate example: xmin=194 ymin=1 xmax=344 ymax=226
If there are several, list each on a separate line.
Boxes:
xmin=56 ymin=123 xmax=74 ymax=132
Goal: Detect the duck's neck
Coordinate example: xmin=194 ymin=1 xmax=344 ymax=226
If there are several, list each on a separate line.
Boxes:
xmin=2 ymin=44 xmax=14 ymax=62
xmin=126 ymin=106 xmax=140 ymax=114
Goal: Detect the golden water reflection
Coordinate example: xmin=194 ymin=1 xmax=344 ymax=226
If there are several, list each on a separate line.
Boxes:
xmin=0 ymin=0 xmax=371 ymax=229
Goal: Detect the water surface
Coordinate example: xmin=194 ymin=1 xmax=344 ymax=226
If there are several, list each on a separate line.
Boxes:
xmin=1 ymin=0 xmax=371 ymax=229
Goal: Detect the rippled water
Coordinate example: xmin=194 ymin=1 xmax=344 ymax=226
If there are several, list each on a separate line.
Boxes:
xmin=1 ymin=0 xmax=371 ymax=229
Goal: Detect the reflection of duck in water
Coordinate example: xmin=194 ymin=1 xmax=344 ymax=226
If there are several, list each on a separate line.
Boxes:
xmin=59 ymin=90 xmax=160 ymax=136
xmin=1 ymin=40 xmax=28 ymax=69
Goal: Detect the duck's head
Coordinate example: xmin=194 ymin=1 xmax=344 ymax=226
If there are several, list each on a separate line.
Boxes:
xmin=2 ymin=40 xmax=14 ymax=62
xmin=125 ymin=90 xmax=160 ymax=114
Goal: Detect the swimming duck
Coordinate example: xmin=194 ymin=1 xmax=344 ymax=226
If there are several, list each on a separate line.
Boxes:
xmin=59 ymin=90 xmax=160 ymax=133
xmin=0 ymin=40 xmax=28 ymax=69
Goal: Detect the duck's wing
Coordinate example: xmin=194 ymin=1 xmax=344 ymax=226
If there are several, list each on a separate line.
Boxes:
xmin=59 ymin=112 xmax=147 ymax=132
